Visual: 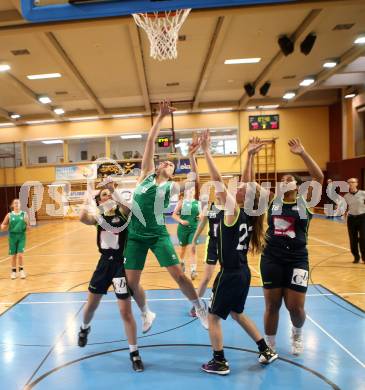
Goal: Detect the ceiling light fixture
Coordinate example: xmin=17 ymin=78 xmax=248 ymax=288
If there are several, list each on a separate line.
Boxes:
xmin=53 ymin=108 xmax=65 ymax=115
xmin=224 ymin=58 xmax=261 ymax=64
xmin=323 ymin=60 xmax=338 ymax=68
xmin=112 ymin=114 xmax=144 ymax=118
xmin=0 ymin=64 xmax=11 ymax=72
xmin=299 ymin=77 xmax=315 ymax=87
xmin=258 ymin=104 xmax=280 ymax=109
xmin=120 ymin=135 xmax=142 ymax=139
xmin=344 ymin=92 xmax=357 ymax=99
xmin=354 ymin=35 xmax=365 ymax=44
xmin=42 ymin=140 xmax=63 ymax=144
xmin=10 ymin=113 xmax=21 ymax=119
xmin=38 ymin=96 xmax=52 ymax=104
xmin=26 ymin=119 xmax=56 ymax=125
xmin=283 ymin=91 xmax=296 ymax=100
xmin=27 ymin=73 xmax=62 ymax=80
xmin=70 ymin=116 xmax=99 ymax=121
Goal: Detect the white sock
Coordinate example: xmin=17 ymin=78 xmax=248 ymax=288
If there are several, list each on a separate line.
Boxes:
xmin=266 ymin=335 xmax=276 ymax=345
xmin=129 ymin=344 xmax=138 ymax=353
xmin=141 ymin=304 xmax=149 ymax=314
xmin=81 ymin=322 xmax=90 ymax=330
xmin=190 ymin=264 xmax=197 ymax=272
xmin=292 ymin=326 xmax=302 ymax=335
xmin=190 ymin=298 xmax=203 ymax=310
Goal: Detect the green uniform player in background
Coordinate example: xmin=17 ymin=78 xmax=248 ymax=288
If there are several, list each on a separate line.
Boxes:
xmin=172 ymin=191 xmax=201 ymax=280
xmin=1 ymin=198 xmax=29 ymax=279
xmin=123 ymin=100 xmax=208 ymax=333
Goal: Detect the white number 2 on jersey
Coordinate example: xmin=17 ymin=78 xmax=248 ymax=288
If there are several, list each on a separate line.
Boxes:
xmin=236 ymin=223 xmax=248 ymax=250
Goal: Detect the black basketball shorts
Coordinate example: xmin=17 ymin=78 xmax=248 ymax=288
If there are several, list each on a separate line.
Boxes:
xmin=88 ymin=254 xmax=131 ymax=300
xmin=209 ymin=266 xmax=251 ymax=320
xmin=260 ymin=251 xmax=309 ymax=293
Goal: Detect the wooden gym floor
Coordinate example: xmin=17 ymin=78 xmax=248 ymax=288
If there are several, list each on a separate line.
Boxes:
xmin=0 ymin=216 xmax=364 ymax=315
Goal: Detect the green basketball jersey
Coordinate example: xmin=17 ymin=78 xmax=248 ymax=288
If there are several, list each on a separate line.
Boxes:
xmin=129 ymin=173 xmax=173 ymax=238
xmin=9 ymin=211 xmax=27 ymax=234
xmin=179 ymin=199 xmax=201 ymax=230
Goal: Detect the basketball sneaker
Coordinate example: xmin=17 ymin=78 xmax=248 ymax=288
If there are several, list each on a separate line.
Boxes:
xmin=201 ymin=358 xmax=230 ymax=375
xmin=142 ymin=310 xmax=156 ymax=334
xmin=291 ymin=330 xmax=303 ymax=355
xmin=130 ymin=351 xmax=144 ymax=372
xmin=10 ymin=271 xmax=16 ymax=280
xmin=19 ymin=270 xmax=26 ymax=279
xmin=78 ymin=326 xmax=91 ymax=347
xmin=258 ymin=347 xmax=278 ymax=364
xmin=195 ymin=300 xmax=208 ymax=330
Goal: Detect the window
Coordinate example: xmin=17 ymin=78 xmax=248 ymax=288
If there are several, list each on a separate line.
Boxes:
xmin=0 ymin=143 xmax=22 ymax=167
xmin=27 ymin=141 xmax=63 ymax=165
xmin=110 ymin=135 xmax=146 ymax=160
xmin=175 ymin=128 xmax=238 ymax=156
xmin=68 ymin=138 xmax=105 ymax=163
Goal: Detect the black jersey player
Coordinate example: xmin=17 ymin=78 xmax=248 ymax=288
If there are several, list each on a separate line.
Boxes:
xmin=199 ymin=130 xmax=277 ymax=375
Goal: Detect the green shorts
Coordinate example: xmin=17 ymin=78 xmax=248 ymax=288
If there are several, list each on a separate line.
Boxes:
xmin=177 ymin=224 xmax=197 ymax=246
xmin=124 ymin=234 xmax=180 ymax=270
xmin=9 ymin=233 xmax=26 ymax=255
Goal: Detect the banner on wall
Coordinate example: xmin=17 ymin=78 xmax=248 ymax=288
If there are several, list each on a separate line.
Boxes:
xmin=97 ymin=161 xmax=142 ymax=177
xmin=249 ymin=115 xmax=279 ymax=130
xmin=55 ymin=164 xmax=97 ymax=181
xmin=174 ymin=158 xmax=191 ymax=174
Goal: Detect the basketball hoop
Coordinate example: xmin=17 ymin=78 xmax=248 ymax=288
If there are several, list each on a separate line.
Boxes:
xmin=132 ymin=9 xmax=191 ymax=61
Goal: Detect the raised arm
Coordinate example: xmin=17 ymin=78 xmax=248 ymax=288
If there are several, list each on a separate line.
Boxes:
xmin=1 ymin=213 xmax=9 ymax=231
xmin=288 ymin=138 xmax=324 ymax=184
xmin=79 ymin=197 xmax=97 ymax=226
xmin=241 ymin=137 xmax=265 ymax=182
xmin=140 ymin=101 xmax=176 ymax=182
xmin=200 ymin=129 xmax=239 ymax=225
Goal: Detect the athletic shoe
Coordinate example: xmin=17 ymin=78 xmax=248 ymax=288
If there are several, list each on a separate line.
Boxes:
xmin=190 ymin=270 xmax=198 ymax=280
xmin=258 ymin=347 xmax=278 ymax=364
xmin=78 ymin=326 xmax=91 ymax=347
xmin=130 ymin=352 xmax=144 ymax=372
xmin=19 ymin=270 xmax=26 ymax=279
xmin=195 ymin=300 xmax=208 ymax=330
xmin=10 ymin=272 xmax=17 ymax=280
xmin=181 ymin=262 xmax=185 ymax=273
xmin=291 ymin=331 xmax=303 ymax=355
xmin=201 ymin=358 xmax=230 ymax=375
xmin=142 ymin=310 xmax=156 ymax=334
xmin=189 ymin=306 xmax=197 ymax=317
xmin=353 ymin=258 xmax=360 ymax=264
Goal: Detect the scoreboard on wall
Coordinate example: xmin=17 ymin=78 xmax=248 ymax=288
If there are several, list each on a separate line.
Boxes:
xmin=249 ymin=115 xmax=279 ymax=130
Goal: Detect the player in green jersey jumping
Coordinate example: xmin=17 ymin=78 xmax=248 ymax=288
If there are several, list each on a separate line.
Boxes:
xmin=123 ymin=100 xmax=208 ymax=332
xmin=1 ymin=199 xmax=29 ymax=279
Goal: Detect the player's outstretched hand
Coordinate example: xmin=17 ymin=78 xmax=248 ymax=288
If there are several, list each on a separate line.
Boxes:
xmin=248 ymin=137 xmax=265 ymax=156
xmin=158 ymin=100 xmax=176 ymax=118
xmin=288 ymin=138 xmax=305 ymax=155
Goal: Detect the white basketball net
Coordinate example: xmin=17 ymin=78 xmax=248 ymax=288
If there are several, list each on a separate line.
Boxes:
xmin=132 ymin=9 xmax=191 ymax=61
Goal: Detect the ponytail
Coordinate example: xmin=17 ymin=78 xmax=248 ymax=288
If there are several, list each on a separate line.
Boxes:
xmin=249 ymin=185 xmax=265 ymax=254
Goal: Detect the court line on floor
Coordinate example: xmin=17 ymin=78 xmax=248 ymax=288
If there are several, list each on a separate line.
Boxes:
xmin=307 ymin=314 xmax=365 ymax=369
xmin=0 ymin=225 xmax=87 ymax=264
xmin=1 ymin=292 xmax=365 ymax=306
xmin=308 ymin=236 xmax=349 ymax=251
